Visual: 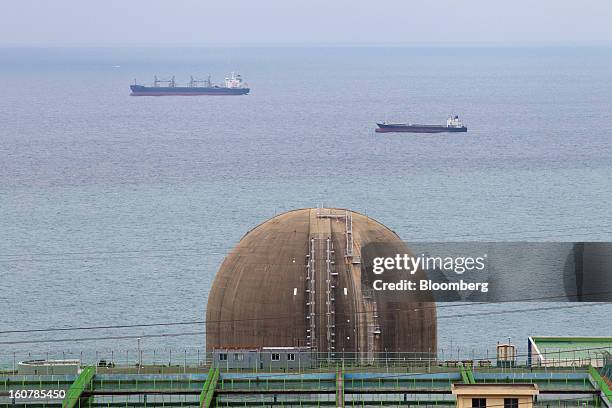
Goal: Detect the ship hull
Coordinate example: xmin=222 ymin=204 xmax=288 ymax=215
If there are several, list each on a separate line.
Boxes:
xmin=376 ymin=123 xmax=467 ymax=133
xmin=130 ymin=85 xmax=249 ymax=96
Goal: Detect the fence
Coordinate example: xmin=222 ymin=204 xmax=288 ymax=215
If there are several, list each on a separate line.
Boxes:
xmin=3 ymin=346 xmax=611 ymax=374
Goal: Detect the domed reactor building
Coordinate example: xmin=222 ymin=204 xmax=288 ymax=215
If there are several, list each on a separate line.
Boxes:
xmin=206 ymin=208 xmax=437 ymax=359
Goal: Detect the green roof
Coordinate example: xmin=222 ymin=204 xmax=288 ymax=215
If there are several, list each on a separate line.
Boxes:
xmin=530 ymin=336 xmax=612 ymax=361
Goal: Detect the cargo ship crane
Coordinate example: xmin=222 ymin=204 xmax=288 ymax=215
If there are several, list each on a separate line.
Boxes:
xmin=189 ymin=75 xmax=213 ymax=88
xmin=150 ymin=75 xmax=176 ymax=88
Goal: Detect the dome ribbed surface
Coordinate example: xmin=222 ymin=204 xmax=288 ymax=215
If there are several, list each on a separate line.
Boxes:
xmin=206 ymin=208 xmax=437 ymax=354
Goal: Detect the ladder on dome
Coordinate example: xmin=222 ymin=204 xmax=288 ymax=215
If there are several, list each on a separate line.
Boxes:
xmin=313 ymin=209 xmax=355 ymax=262
xmin=306 ymin=238 xmax=317 ymax=348
xmin=326 ymin=237 xmax=337 ymax=355
xmin=345 ymin=211 xmax=354 ymax=260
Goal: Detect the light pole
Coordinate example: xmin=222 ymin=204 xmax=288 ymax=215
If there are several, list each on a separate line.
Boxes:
xmin=137 ymin=338 xmax=142 ymax=368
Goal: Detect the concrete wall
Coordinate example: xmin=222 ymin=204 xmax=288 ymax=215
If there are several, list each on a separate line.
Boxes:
xmin=18 ymin=360 xmax=80 ymax=375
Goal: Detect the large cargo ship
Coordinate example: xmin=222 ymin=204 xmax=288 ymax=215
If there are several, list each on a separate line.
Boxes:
xmin=376 ymin=115 xmax=467 ymax=133
xmin=130 ymin=73 xmax=249 ymax=96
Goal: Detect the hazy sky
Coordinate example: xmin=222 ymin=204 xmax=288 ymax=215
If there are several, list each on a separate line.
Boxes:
xmin=2 ymin=0 xmax=612 ymax=45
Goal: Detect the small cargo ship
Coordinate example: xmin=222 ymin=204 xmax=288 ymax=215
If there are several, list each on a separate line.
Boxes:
xmin=130 ymin=73 xmax=249 ymax=96
xmin=376 ymin=115 xmax=467 ymax=133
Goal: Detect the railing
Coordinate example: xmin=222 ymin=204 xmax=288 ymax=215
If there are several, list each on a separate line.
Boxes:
xmin=590 ymin=365 xmax=612 ymax=404
xmin=0 ymin=365 xmax=606 ymax=408
xmin=3 ymin=348 xmax=612 ymax=374
xmin=336 ymin=365 xmax=345 ymax=408
xmin=62 ymin=366 xmax=95 ymax=408
xmin=200 ymin=366 xmax=219 ymax=408
xmin=460 ymin=365 xmax=475 ymax=383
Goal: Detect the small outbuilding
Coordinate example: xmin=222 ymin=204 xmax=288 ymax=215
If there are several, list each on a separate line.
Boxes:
xmin=212 ymin=347 xmax=313 ymax=370
xmin=452 ymin=384 xmax=539 ymax=408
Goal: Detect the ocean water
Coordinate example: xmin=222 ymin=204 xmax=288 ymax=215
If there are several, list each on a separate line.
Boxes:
xmin=1 ymin=46 xmax=611 ymax=364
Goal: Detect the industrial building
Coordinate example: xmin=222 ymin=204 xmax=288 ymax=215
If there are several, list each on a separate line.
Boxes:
xmin=205 ymin=208 xmax=437 ymax=360
xmin=212 ymin=347 xmax=313 ymax=370
xmin=2 ymin=361 xmax=610 ymax=408
xmin=528 ymin=336 xmax=612 ymax=367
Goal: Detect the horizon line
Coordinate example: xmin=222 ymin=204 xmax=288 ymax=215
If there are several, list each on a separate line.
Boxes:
xmin=1 ymin=40 xmax=611 ymax=48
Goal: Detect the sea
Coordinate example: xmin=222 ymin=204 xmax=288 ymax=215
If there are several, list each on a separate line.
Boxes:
xmin=0 ymin=46 xmax=611 ymax=366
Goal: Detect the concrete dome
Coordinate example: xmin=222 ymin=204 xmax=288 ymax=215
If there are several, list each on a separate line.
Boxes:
xmin=206 ymin=208 xmax=437 ymax=355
